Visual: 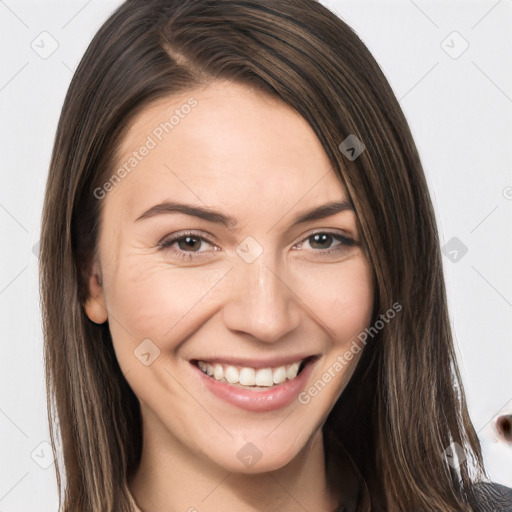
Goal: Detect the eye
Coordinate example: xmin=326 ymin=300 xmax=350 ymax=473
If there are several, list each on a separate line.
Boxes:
xmin=294 ymin=231 xmax=357 ymax=256
xmin=157 ymin=231 xmax=218 ymax=260
xmin=157 ymin=229 xmax=358 ymax=262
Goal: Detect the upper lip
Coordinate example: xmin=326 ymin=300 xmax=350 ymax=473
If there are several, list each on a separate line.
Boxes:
xmin=190 ymin=354 xmax=318 ymax=369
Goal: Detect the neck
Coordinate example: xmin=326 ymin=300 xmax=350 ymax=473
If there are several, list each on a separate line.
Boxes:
xmin=129 ymin=406 xmax=344 ymax=512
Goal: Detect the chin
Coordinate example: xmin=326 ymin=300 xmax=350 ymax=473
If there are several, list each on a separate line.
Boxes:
xmin=200 ymin=426 xmax=317 ymax=475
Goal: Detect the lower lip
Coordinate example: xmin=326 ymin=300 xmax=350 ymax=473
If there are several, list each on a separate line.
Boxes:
xmin=191 ymin=359 xmax=317 ymax=412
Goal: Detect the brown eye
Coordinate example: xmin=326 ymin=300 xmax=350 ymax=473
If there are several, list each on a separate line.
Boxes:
xmin=158 ymin=231 xmax=217 ymax=261
xmin=309 ymin=233 xmax=336 ymax=250
xmin=301 ymin=232 xmax=357 ymax=252
xmin=177 ymin=236 xmax=203 ymax=252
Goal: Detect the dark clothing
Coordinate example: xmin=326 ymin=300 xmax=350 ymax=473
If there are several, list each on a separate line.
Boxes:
xmin=335 ymin=481 xmax=512 ymax=511
xmin=469 ymin=482 xmax=512 ymax=512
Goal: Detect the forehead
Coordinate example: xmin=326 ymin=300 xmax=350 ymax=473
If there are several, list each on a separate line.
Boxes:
xmin=105 ymin=81 xmax=348 ymax=220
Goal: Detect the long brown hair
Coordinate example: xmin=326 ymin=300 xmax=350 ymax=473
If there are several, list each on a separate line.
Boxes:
xmin=40 ymin=1 xmax=486 ymax=510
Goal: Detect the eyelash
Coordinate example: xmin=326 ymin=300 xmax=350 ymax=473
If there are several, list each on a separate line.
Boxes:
xmin=157 ymin=230 xmax=357 ymax=261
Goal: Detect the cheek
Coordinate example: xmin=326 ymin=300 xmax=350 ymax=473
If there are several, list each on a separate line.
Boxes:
xmin=104 ymin=255 xmax=232 ymax=353
xmin=293 ymin=256 xmax=374 ymax=343
xmin=104 ymin=250 xmax=373 ymax=367
xmin=291 ymin=258 xmax=374 ymax=414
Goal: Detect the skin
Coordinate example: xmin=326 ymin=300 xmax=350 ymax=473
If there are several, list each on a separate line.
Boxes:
xmin=85 ymin=81 xmax=375 ymax=512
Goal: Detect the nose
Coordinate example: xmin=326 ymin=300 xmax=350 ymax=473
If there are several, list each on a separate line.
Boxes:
xmin=221 ymin=254 xmax=301 ymax=344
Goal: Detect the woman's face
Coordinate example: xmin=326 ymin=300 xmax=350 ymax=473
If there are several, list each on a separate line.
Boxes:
xmin=85 ymin=81 xmax=374 ymax=473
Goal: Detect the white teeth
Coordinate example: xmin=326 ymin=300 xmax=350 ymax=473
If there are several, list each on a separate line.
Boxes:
xmin=224 ymin=365 xmax=239 ymax=384
xmin=213 ymin=364 xmax=223 ymax=381
xmin=255 ymin=368 xmax=273 ymax=387
xmin=196 ymin=359 xmax=305 ymax=387
xmin=239 ymin=367 xmax=256 ymax=386
xmin=273 ymin=366 xmax=287 ymax=384
xmin=286 ymin=362 xmax=301 ymax=380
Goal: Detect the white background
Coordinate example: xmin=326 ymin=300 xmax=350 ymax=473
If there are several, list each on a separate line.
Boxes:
xmin=0 ymin=0 xmax=511 ymax=510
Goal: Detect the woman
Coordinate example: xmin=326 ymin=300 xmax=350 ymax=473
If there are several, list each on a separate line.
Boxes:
xmin=39 ymin=0 xmax=512 ymax=511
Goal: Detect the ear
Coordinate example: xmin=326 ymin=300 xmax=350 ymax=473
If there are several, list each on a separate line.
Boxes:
xmin=84 ymin=260 xmax=108 ymax=324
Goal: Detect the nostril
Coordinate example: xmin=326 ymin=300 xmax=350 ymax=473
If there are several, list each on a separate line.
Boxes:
xmin=496 ymin=414 xmax=512 ymax=443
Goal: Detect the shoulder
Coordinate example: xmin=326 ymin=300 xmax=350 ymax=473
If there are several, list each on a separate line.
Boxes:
xmin=471 ymin=481 xmax=512 ymax=512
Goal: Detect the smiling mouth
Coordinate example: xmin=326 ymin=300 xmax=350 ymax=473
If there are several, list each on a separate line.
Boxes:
xmin=191 ymin=357 xmax=314 ymax=389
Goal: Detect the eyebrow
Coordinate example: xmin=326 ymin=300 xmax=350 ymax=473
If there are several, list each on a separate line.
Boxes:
xmin=135 ymin=199 xmax=354 ymax=229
